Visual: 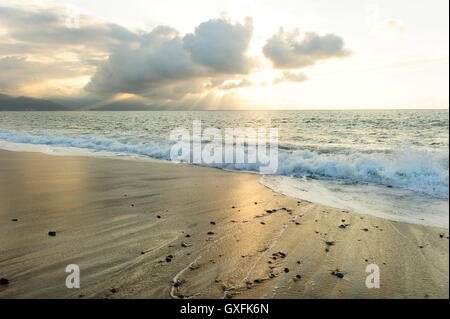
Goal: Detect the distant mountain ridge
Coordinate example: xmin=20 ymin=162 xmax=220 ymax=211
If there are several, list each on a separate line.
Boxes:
xmin=0 ymin=94 xmax=68 ymax=111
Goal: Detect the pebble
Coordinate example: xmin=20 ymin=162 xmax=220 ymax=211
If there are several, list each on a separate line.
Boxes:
xmin=207 ymin=231 xmax=215 ymax=235
xmin=11 ymin=219 xmax=18 ymax=222
xmin=157 ymin=215 xmax=161 ymax=219
xmin=284 ymin=268 xmax=290 ymax=273
xmin=48 ymin=231 xmax=56 ymax=237
xmin=0 ymin=278 xmax=9 ymax=285
xmin=331 ymin=270 xmax=344 ymax=278
xmin=110 ymin=288 xmax=117 ymax=293
xmin=210 ymin=221 xmax=216 ymax=225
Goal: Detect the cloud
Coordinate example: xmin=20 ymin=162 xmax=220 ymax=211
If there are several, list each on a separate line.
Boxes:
xmin=217 ymin=79 xmax=253 ymax=90
xmin=183 ymin=17 xmax=257 ymax=74
xmin=86 ymin=18 xmax=259 ymax=104
xmin=273 ymin=71 xmax=309 ymax=84
xmin=0 ymin=56 xmax=89 ymax=91
xmin=0 ymin=4 xmax=352 ymax=109
xmin=0 ymin=5 xmax=139 ymax=56
xmin=263 ymin=28 xmax=351 ymax=69
xmin=378 ymin=19 xmax=406 ymax=36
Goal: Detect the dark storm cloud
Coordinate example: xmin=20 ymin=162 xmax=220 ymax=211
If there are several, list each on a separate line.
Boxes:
xmin=263 ymin=28 xmax=351 ymax=69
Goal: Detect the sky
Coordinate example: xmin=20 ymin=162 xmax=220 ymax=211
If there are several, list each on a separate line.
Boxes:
xmin=0 ymin=0 xmax=448 ymax=109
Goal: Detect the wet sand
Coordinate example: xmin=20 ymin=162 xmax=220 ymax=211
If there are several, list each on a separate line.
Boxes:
xmin=0 ymin=149 xmax=448 ymax=298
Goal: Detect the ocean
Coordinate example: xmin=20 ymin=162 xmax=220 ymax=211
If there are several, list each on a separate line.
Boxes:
xmin=0 ymin=110 xmax=448 ymax=228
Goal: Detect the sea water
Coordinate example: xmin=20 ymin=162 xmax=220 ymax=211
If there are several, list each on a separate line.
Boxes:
xmin=0 ymin=110 xmax=448 ymax=228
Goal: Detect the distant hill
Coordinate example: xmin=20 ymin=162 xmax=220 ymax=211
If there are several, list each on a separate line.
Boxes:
xmin=0 ymin=94 xmax=68 ymax=111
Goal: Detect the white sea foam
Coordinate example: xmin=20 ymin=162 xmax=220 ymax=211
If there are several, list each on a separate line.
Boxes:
xmin=0 ymin=129 xmax=449 ymax=199
xmin=0 ymin=128 xmax=447 ymax=200
xmin=259 ymin=175 xmax=449 ymax=229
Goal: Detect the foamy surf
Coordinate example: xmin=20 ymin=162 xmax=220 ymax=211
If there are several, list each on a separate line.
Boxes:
xmin=259 ymin=175 xmax=449 ymax=229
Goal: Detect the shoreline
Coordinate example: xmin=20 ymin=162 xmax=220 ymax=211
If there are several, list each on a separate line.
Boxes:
xmin=0 ymin=149 xmax=448 ymax=298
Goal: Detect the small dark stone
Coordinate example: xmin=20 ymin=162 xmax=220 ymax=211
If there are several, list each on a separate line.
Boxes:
xmin=232 ymin=206 xmax=235 ymax=209
xmin=278 ymin=252 xmax=286 ymax=258
xmin=254 ymin=202 xmax=258 ymax=205
xmin=331 ymin=270 xmax=344 ymax=278
xmin=295 ymin=222 xmax=300 ymax=225
xmin=284 ymin=268 xmax=290 ymax=273
xmin=110 ymin=288 xmax=117 ymax=293
xmin=281 ymin=208 xmax=287 ymax=210
xmin=207 ymin=231 xmax=215 ymax=235
xmin=266 ymin=210 xmax=272 ymax=213
xmin=210 ymin=221 xmax=216 ymax=225
xmin=185 ymin=234 xmax=191 ymax=238
xmin=296 ymin=274 xmax=301 ymax=279
xmin=157 ymin=215 xmax=161 ymax=218
xmin=325 ymin=241 xmax=335 ymax=246
xmin=325 ymin=248 xmax=329 ymax=252
xmin=362 ymin=228 xmax=369 ymax=232
xmin=173 ymin=281 xmax=181 ymax=288
xmin=0 ymin=278 xmax=9 ymax=285
xmin=439 ymin=234 xmax=444 ymax=238
xmin=253 ymin=279 xmax=262 ymax=283
xmin=419 ymin=246 xmax=424 ymax=248
xmin=297 ymin=261 xmax=301 ymax=264
xmin=260 ymin=221 xmax=265 ymax=225
xmin=339 ymin=224 xmax=346 ymax=229
xmin=48 ymin=231 xmax=56 ymax=236
xmin=11 ymin=218 xmax=18 ymax=222
xmin=131 ymin=204 xmax=134 ymax=207
xmin=166 ymin=257 xmax=172 ymax=262
xmin=141 ymin=251 xmax=145 ymax=255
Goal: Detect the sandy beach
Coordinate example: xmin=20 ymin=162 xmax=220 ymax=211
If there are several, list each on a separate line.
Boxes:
xmin=0 ymin=149 xmax=448 ymax=299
